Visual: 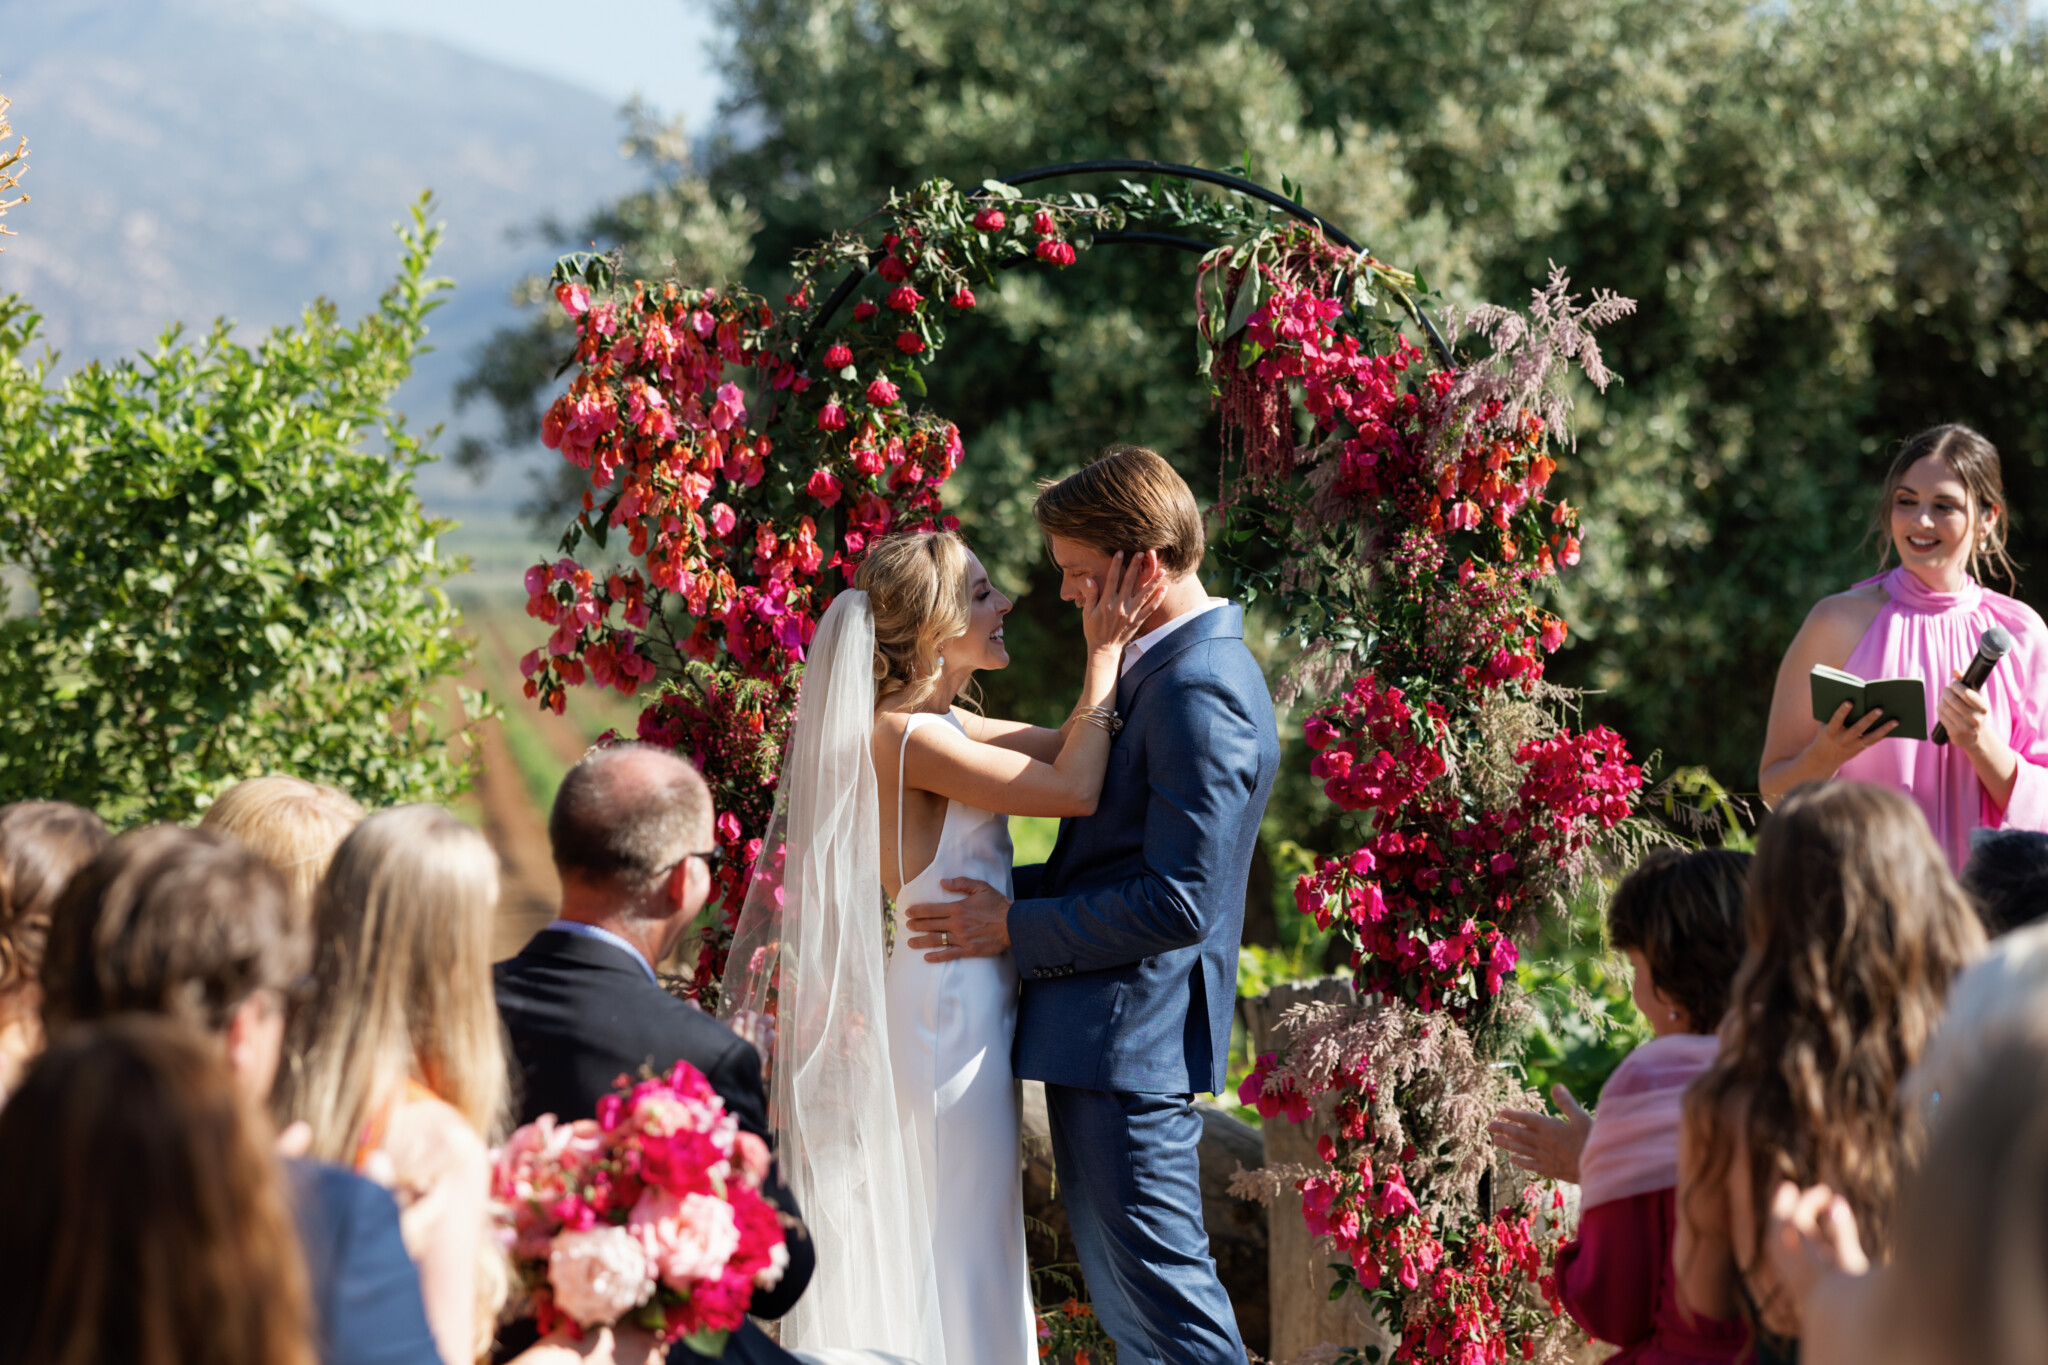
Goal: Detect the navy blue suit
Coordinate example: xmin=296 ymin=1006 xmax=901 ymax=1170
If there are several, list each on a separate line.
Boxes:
xmin=1009 ymin=602 xmax=1279 ymax=1365
xmin=287 ymin=1159 xmax=440 ymax=1365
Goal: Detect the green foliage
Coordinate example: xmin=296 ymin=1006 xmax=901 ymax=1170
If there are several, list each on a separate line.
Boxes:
xmin=1515 ymin=883 xmax=1651 ymax=1109
xmin=0 ymin=197 xmax=484 ymax=822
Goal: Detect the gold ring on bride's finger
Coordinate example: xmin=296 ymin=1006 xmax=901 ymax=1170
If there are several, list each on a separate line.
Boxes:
xmin=941 ymin=932 xmax=951 ymax=948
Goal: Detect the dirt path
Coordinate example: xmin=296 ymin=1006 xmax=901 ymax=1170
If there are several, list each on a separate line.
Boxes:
xmin=475 ymin=709 xmax=561 ymax=959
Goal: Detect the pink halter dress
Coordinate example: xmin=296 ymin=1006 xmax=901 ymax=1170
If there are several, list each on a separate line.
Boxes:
xmin=1836 ymin=566 xmax=2048 ymax=868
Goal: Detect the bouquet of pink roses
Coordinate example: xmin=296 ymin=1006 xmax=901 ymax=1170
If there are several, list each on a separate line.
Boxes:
xmin=492 ymin=1060 xmax=789 ymax=1355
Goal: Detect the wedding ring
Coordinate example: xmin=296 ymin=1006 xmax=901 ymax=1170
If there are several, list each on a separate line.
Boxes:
xmin=941 ymin=932 xmax=951 ymax=947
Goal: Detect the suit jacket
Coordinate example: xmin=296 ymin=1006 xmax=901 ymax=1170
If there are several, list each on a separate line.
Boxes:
xmin=494 ymin=929 xmax=814 ymax=1365
xmin=1009 ymin=602 xmax=1280 ymax=1095
xmin=287 ymin=1158 xmax=440 ymax=1365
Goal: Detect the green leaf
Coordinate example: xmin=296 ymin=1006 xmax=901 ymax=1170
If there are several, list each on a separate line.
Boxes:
xmin=1224 ymin=268 xmax=1264 ymax=339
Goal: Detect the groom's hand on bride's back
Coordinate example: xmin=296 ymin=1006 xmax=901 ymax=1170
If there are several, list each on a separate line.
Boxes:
xmin=903 ymin=877 xmax=1012 ymax=959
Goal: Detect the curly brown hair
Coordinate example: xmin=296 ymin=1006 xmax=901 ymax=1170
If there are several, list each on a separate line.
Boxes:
xmin=1685 ymin=782 xmax=1982 ymax=1305
xmin=0 ymin=801 xmax=110 ymax=998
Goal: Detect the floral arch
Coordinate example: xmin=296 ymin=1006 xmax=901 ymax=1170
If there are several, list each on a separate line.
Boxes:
xmin=521 ymin=161 xmax=1644 ymax=1361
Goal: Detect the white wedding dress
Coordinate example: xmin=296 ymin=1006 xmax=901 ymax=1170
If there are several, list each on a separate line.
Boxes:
xmin=885 ymin=712 xmax=1038 ymax=1365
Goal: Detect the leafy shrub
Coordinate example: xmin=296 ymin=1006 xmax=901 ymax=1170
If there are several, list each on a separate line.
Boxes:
xmin=0 ymin=198 xmax=482 ymax=821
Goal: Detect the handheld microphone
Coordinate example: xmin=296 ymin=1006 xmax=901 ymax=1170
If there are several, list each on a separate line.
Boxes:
xmin=1931 ymin=625 xmax=2015 ymax=745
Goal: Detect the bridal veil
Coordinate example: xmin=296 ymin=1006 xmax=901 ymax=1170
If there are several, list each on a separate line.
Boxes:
xmin=722 ymin=590 xmax=943 ymax=1362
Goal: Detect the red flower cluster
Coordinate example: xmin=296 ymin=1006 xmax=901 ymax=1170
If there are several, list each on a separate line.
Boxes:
xmin=1304 ymin=673 xmax=1450 ymax=815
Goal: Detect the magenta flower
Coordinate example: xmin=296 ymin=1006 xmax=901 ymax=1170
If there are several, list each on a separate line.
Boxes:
xmin=973 ymin=206 xmax=1006 ymax=232
xmin=823 ymin=344 xmax=853 ymax=369
xmin=895 ymin=332 xmax=925 ymax=355
xmin=554 ymin=281 xmax=591 ymax=317
xmin=886 ymin=285 xmax=923 ymax=313
xmin=816 ymin=402 xmax=848 ymax=432
xmin=805 ymin=469 xmax=844 ymax=506
xmin=866 ymin=376 xmax=900 ymax=406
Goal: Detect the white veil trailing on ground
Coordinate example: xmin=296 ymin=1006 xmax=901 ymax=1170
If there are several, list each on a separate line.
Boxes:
xmin=721 ymin=590 xmax=943 ymax=1362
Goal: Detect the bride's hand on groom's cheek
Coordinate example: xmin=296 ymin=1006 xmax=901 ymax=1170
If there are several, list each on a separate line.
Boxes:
xmin=903 ymin=877 xmax=1012 ymax=960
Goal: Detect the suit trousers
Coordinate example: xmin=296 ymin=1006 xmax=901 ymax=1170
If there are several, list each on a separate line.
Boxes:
xmin=1044 ymin=1084 xmax=1246 ymax=1365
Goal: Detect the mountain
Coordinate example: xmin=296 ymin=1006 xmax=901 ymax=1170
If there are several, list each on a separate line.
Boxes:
xmin=0 ymin=0 xmax=654 ymax=519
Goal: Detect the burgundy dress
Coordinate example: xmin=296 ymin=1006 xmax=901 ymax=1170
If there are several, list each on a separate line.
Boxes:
xmin=1555 ymin=1187 xmax=1747 ymax=1363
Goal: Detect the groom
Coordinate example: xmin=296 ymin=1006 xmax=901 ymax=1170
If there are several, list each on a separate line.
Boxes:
xmin=904 ymin=444 xmax=1279 ymax=1365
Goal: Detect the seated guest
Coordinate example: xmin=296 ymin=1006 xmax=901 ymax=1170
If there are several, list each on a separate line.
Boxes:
xmin=0 ymin=1015 xmax=318 ymax=1365
xmin=1765 ymin=1022 xmax=2048 ymax=1365
xmin=1491 ymin=848 xmax=1750 ymax=1364
xmin=200 ymin=774 xmax=364 ymax=919
xmin=1960 ymin=827 xmax=2048 ymax=936
xmin=495 ymin=745 xmax=816 ymax=1365
xmin=282 ymin=806 xmax=511 ymax=1365
xmin=40 ymin=825 xmax=441 ymax=1365
xmin=1676 ymin=784 xmax=1983 ymax=1362
xmin=0 ymin=800 xmax=108 ymax=1102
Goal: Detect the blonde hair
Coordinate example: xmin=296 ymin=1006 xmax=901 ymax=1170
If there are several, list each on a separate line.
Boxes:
xmin=281 ymin=805 xmax=508 ymax=1160
xmin=199 ymin=777 xmax=363 ymax=920
xmin=855 ymin=531 xmax=971 ymax=713
xmin=1034 ymin=444 xmax=1206 ymax=576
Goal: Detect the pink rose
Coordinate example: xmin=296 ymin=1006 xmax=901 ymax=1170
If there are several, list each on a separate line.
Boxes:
xmin=886 ymin=285 xmax=923 ymax=313
xmin=973 ymin=207 xmax=1006 ymax=232
xmin=1034 ymin=238 xmax=1076 ymax=266
xmin=806 ymin=469 xmax=844 ymax=506
xmin=823 ymin=344 xmax=854 ymax=370
xmin=631 ymin=1189 xmax=740 ymax=1289
xmin=951 ymin=286 xmax=976 ymax=309
xmin=554 ymin=282 xmax=591 ymax=317
xmin=547 ymin=1225 xmax=654 ymax=1326
xmin=866 ymin=377 xmax=900 ymax=406
xmin=816 ymin=402 xmax=848 ymax=432
xmin=895 ymin=332 xmax=925 ymax=355
xmin=1032 ymin=209 xmax=1056 ymax=235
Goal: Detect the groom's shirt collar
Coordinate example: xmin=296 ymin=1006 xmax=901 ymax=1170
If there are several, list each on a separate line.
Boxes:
xmin=1121 ymin=597 xmax=1228 ymax=677
xmin=543 ymin=918 xmax=659 ymax=984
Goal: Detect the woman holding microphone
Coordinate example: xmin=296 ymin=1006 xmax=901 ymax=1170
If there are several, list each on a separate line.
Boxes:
xmin=1759 ymin=424 xmax=2048 ymax=867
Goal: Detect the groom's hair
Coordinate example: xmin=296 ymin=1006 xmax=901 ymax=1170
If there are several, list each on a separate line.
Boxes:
xmin=1034 ymin=444 xmax=1205 ymax=577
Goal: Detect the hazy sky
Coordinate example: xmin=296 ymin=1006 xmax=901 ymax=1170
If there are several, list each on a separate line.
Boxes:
xmin=298 ymin=0 xmax=726 ymax=131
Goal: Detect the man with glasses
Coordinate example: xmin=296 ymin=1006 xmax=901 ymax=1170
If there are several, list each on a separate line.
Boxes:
xmin=493 ymin=743 xmax=818 ymax=1364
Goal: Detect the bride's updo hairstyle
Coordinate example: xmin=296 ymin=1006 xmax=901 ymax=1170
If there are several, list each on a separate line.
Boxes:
xmin=1873 ymin=423 xmax=2017 ymax=587
xmin=855 ymin=530 xmax=971 ymax=713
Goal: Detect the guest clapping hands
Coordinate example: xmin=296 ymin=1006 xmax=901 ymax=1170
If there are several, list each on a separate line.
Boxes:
xmin=1492 ymin=849 xmax=1752 ymax=1364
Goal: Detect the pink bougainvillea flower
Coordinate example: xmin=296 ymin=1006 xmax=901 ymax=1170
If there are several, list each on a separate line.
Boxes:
xmin=866 ymin=376 xmax=900 ymax=406
xmin=708 ymin=503 xmax=737 ymax=537
xmin=805 ymin=469 xmax=844 ymax=506
xmin=972 ymin=206 xmax=1006 ymax=232
xmin=816 ymin=402 xmax=848 ymax=432
xmin=822 ymin=344 xmax=854 ymax=370
xmin=709 ymin=382 xmax=746 ymax=432
xmin=554 ymin=281 xmax=591 ymax=317
xmin=895 ymin=332 xmax=925 ymax=355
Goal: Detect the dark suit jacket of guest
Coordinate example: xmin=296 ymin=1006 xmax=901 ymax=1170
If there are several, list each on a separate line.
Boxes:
xmin=494 ymin=928 xmax=814 ymax=1365
xmin=287 ymin=1158 xmax=440 ymax=1365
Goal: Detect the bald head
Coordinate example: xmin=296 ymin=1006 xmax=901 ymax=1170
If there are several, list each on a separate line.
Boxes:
xmin=549 ymin=744 xmax=713 ymax=895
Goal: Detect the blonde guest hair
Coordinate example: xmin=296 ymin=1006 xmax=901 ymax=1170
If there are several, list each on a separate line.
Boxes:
xmin=199 ymin=776 xmax=364 ymax=920
xmin=282 ymin=805 xmax=508 ymax=1160
xmin=855 ymin=530 xmax=972 ymax=713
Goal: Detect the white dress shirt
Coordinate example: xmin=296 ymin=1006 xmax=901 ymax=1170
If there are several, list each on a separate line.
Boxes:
xmin=1120 ymin=597 xmax=1229 ymax=677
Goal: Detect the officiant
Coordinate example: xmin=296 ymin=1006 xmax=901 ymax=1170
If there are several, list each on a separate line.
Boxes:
xmin=1757 ymin=424 xmax=2048 ymax=868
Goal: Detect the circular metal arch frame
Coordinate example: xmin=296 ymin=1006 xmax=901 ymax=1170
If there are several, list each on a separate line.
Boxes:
xmin=796 ymin=158 xmax=1454 ymax=367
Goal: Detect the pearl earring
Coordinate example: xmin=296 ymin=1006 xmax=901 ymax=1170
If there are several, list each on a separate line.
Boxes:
xmin=937 ymin=654 xmax=946 ymax=669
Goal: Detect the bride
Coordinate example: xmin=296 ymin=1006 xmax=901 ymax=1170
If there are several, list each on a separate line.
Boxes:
xmin=724 ymin=528 xmax=1162 ymax=1365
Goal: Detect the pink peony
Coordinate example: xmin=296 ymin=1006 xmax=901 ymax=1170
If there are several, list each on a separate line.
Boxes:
xmin=548 ymin=1225 xmax=654 ymax=1327
xmin=866 ymin=376 xmax=900 ymax=406
xmin=973 ymin=206 xmax=1006 ymax=232
xmin=822 ymin=344 xmax=854 ymax=370
xmin=631 ymin=1188 xmax=739 ymax=1289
